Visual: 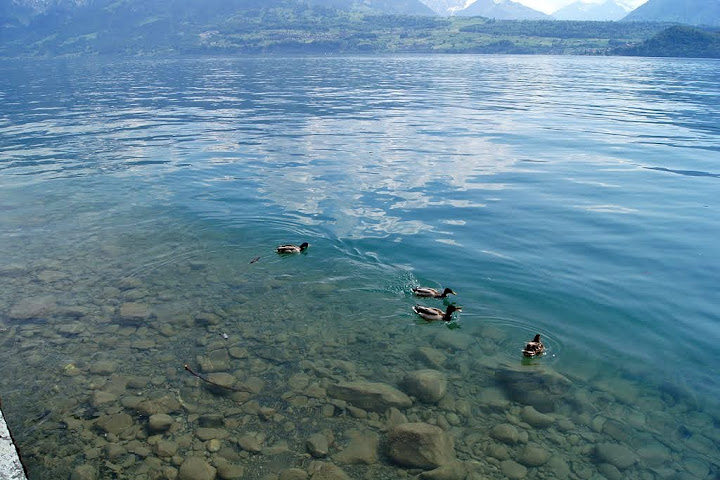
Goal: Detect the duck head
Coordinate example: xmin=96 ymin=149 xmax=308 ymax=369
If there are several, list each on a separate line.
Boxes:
xmin=443 ymin=305 xmax=462 ymax=320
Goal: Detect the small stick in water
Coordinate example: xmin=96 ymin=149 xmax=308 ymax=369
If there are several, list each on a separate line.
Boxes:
xmin=183 ymin=364 xmax=245 ymax=392
xmin=250 ymin=256 xmax=260 ymax=264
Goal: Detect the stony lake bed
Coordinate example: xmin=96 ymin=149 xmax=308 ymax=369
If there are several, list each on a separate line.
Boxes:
xmin=1 ymin=248 xmax=718 ymax=480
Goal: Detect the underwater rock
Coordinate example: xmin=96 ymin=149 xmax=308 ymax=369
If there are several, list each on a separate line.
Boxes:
xmin=199 ymin=414 xmax=224 ymax=428
xmin=386 ymin=407 xmax=408 ymax=428
xmin=637 ymin=443 xmax=670 ymax=467
xmin=95 ymin=412 xmax=134 ymax=435
xmin=520 ymin=406 xmax=554 ymax=428
xmin=244 ymin=376 xmax=265 ymax=394
xmin=490 ymin=424 xmax=519 ymax=444
xmin=228 ymin=346 xmax=249 ymax=359
xmin=195 ymin=312 xmax=221 ymax=326
xmin=495 ymin=365 xmax=572 ymax=413
xmin=682 ymin=457 xmax=710 ymax=478
xmin=307 ymin=433 xmax=330 ymax=458
xmin=202 ymin=372 xmax=236 ymax=392
xmin=131 ymin=338 xmax=155 ymax=350
xmin=178 ymin=456 xmax=217 ymax=480
xmin=70 ymin=464 xmax=97 ymax=480
xmin=198 ymin=349 xmax=231 ymax=373
xmin=602 ymin=419 xmax=633 ymax=442
xmin=328 ymin=381 xmax=412 ymax=412
xmin=386 ymin=422 xmax=455 ymax=469
xmin=195 ymin=427 xmax=229 ymax=441
xmin=332 ymin=430 xmax=379 ymax=465
xmin=546 ymin=456 xmax=570 ymax=477
xmin=500 ymin=460 xmax=527 ymax=479
xmin=135 ymin=396 xmax=182 ymax=416
xmin=237 ymin=434 xmax=262 ymax=453
xmin=413 ymin=346 xmax=447 ymax=369
xmin=347 ymin=405 xmax=368 ymax=419
xmin=477 ymin=387 xmax=511 ymax=412
xmin=517 ymin=444 xmax=550 ymax=467
xmin=119 ymin=302 xmax=151 ymax=324
xmin=9 ymin=295 xmax=57 ymax=320
xmin=216 ymin=462 xmax=244 ymax=480
xmin=433 ymin=330 xmax=474 ymax=351
xmin=36 ymin=269 xmax=68 ymax=283
xmin=595 ymin=377 xmax=640 ymax=405
xmin=91 ymin=391 xmax=118 ymax=408
xmin=105 ymin=443 xmax=126 ymax=461
xmin=90 ymin=360 xmax=118 ymax=375
xmin=597 ymin=463 xmax=622 ymax=480
xmin=307 ymin=461 xmax=350 ymax=480
xmin=486 ymin=443 xmax=510 ymax=460
xmin=418 ymin=460 xmax=467 ymax=480
xmin=289 ymin=372 xmax=311 ymax=391
xmin=594 ymin=443 xmax=637 ymax=470
xmin=154 ymin=439 xmax=178 ymax=457
xmin=402 ymin=369 xmax=448 ymax=404
xmin=206 ymin=439 xmax=222 ymax=453
xmin=279 ymin=468 xmax=309 ymax=480
xmin=148 ymin=413 xmax=173 ymax=433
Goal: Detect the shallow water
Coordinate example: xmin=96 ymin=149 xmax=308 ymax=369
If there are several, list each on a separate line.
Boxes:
xmin=0 ymin=55 xmax=719 ymax=479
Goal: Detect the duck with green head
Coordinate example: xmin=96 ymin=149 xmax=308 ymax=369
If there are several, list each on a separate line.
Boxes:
xmin=412 ymin=286 xmax=457 ymax=299
xmin=412 ymin=304 xmax=461 ymax=322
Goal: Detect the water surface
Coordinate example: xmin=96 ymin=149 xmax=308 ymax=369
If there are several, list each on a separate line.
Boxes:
xmin=1 ymin=55 xmax=719 ymax=479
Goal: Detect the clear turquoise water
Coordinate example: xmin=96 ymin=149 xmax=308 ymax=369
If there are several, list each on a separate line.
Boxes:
xmin=1 ymin=56 xmax=719 ymax=479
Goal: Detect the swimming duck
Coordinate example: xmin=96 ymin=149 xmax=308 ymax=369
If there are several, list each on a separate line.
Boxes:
xmin=412 ymin=287 xmax=456 ymax=298
xmin=276 ymin=242 xmax=309 ymax=254
xmin=412 ymin=304 xmax=462 ymax=322
xmin=522 ymin=334 xmax=545 ymax=357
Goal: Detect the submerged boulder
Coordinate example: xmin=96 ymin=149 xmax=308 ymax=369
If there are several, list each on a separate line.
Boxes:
xmin=178 ymin=456 xmax=216 ymax=480
xmin=9 ymin=295 xmax=57 ymax=320
xmin=594 ymin=443 xmax=637 ymax=470
xmin=402 ymin=369 xmax=448 ymax=404
xmin=328 ymin=381 xmax=412 ymax=412
xmin=386 ymin=422 xmax=455 ymax=469
xmin=495 ymin=364 xmax=572 ymax=413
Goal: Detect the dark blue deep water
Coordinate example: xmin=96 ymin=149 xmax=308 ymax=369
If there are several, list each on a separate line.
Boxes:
xmin=1 ymin=56 xmax=719 ymax=479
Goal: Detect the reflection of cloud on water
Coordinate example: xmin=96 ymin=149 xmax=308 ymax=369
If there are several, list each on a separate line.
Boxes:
xmin=182 ymin=64 xmax=532 ymax=240
xmin=481 ymin=249 xmax=514 ymax=260
xmin=435 ymin=238 xmax=462 ymax=247
xmin=235 ymin=120 xmax=517 ymax=239
xmin=582 ymin=204 xmax=639 ymax=214
xmin=566 ymin=177 xmax=620 ymax=188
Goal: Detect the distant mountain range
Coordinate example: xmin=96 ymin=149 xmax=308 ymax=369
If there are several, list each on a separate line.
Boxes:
xmin=2 ymin=0 xmax=719 ymax=57
xmin=622 ymin=0 xmax=720 ymax=26
xmin=418 ymin=0 xmax=468 ymax=15
xmin=0 ymin=0 xmax=435 ymax=27
xmin=455 ymin=0 xmax=550 ymax=19
xmin=553 ymin=0 xmax=630 ymax=21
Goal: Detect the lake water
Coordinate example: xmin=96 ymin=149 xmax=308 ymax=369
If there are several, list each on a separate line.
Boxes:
xmin=1 ymin=55 xmax=718 ymax=479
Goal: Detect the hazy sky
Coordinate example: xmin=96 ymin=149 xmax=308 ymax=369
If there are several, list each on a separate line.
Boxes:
xmin=514 ymin=0 xmax=649 ymax=14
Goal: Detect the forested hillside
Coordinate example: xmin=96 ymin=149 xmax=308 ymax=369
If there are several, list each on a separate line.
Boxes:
xmin=1 ymin=0 xmax=717 ymax=57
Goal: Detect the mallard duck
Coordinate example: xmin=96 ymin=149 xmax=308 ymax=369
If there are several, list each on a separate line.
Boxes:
xmin=412 ymin=286 xmax=456 ymax=298
xmin=412 ymin=304 xmax=461 ymax=322
xmin=276 ymin=242 xmax=309 ymax=254
xmin=522 ymin=334 xmax=545 ymax=357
